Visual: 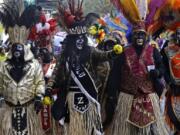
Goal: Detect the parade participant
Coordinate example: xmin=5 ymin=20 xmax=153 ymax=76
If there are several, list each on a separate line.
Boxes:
xmin=88 ymin=23 xmax=110 ymax=102
xmin=88 ymin=23 xmax=115 ymax=126
xmin=28 ymin=6 xmax=58 ymax=134
xmin=102 ymin=31 xmax=128 ymax=131
xmin=40 ymin=48 xmax=56 ymax=82
xmin=151 ymin=1 xmax=180 ymax=134
xmin=107 ymin=0 xmax=169 ymax=134
xmin=47 ymin=0 xmax=123 ymax=135
xmin=28 ymin=6 xmax=54 ymax=53
xmin=0 ymin=1 xmax=45 ymax=135
xmin=107 ymin=22 xmax=168 ymax=135
xmin=162 ymin=26 xmax=180 ymax=134
xmin=35 ymin=14 xmax=52 ymax=51
xmin=38 ymin=47 xmax=57 ymax=135
xmin=88 ymin=18 xmax=128 ymax=113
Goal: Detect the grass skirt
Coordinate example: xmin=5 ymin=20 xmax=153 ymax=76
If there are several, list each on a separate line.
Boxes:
xmin=164 ymin=94 xmax=180 ymax=135
xmin=64 ymin=92 xmax=103 ymax=135
xmin=106 ymin=92 xmax=168 ymax=135
xmin=0 ymin=103 xmax=43 ymax=135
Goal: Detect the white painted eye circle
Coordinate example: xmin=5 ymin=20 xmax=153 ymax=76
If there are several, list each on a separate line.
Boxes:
xmin=13 ymin=52 xmax=21 ymax=58
xmin=16 ymin=44 xmax=23 ymax=51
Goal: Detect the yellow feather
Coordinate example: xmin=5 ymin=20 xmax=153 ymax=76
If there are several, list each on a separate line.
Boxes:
xmin=119 ymin=0 xmax=141 ymax=23
xmin=168 ymin=0 xmax=175 ymax=7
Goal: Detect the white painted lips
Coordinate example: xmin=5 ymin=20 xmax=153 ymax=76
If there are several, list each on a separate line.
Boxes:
xmin=136 ymin=39 xmax=144 ymax=45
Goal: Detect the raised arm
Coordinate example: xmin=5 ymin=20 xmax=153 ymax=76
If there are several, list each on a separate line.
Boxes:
xmin=91 ymin=45 xmax=123 ymax=62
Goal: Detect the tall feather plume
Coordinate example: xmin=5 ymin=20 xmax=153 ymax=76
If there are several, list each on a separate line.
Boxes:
xmin=68 ymin=0 xmax=84 ymax=21
xmin=159 ymin=0 xmax=180 ymax=30
xmin=146 ymin=0 xmax=168 ymax=26
xmin=112 ymin=0 xmax=161 ymax=28
xmin=58 ymin=0 xmax=84 ymax=28
xmin=0 ymin=0 xmax=38 ymax=32
xmin=135 ymin=0 xmax=148 ymax=20
xmin=58 ymin=1 xmax=70 ymax=30
xmin=111 ymin=0 xmax=147 ymax=24
xmin=58 ymin=0 xmax=100 ymax=33
xmin=147 ymin=0 xmax=180 ymax=38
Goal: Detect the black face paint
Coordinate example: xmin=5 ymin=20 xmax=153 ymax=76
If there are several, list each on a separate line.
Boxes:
xmin=133 ymin=31 xmax=146 ymax=46
xmin=112 ymin=32 xmax=123 ymax=45
xmin=9 ymin=44 xmax=25 ymax=82
xmin=176 ymin=28 xmax=180 ymax=45
xmin=39 ymin=48 xmax=52 ymax=63
xmin=11 ymin=44 xmax=24 ymax=59
xmin=75 ymin=35 xmax=85 ymax=50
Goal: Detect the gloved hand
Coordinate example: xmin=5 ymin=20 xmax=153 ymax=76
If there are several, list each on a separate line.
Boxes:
xmin=43 ymin=88 xmax=53 ymax=105
xmin=34 ymin=96 xmax=43 ymax=114
xmin=149 ymin=69 xmax=159 ymax=79
xmin=113 ymin=44 xmax=123 ymax=55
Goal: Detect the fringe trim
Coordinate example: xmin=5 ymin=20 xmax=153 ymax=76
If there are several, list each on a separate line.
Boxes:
xmin=107 ymin=92 xmax=168 ymax=135
xmin=126 ymin=95 xmax=156 ymax=128
xmin=164 ymin=95 xmax=180 ymax=134
xmin=126 ymin=119 xmax=156 ymax=129
xmin=64 ymin=92 xmax=103 ymax=135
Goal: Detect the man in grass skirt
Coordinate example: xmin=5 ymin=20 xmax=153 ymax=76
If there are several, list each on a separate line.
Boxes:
xmin=0 ymin=1 xmax=45 ymax=135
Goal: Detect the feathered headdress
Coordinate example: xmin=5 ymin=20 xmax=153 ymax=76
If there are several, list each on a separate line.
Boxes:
xmin=58 ymin=0 xmax=100 ymax=35
xmin=160 ymin=0 xmax=180 ymax=31
xmin=147 ymin=0 xmax=180 ymax=38
xmin=111 ymin=0 xmax=168 ymax=32
xmin=111 ymin=0 xmax=147 ymax=28
xmin=0 ymin=0 xmax=38 ymax=44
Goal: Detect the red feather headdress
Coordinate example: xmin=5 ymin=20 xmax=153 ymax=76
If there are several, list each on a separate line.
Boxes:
xmin=58 ymin=0 xmax=99 ymax=35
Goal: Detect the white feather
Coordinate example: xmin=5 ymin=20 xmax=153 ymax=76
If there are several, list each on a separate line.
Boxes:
xmin=135 ymin=0 xmax=148 ymax=20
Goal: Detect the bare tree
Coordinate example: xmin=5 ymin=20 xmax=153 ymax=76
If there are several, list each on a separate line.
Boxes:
xmin=83 ymin=0 xmax=115 ymax=15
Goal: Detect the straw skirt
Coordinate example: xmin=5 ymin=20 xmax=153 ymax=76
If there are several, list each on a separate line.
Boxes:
xmin=0 ymin=103 xmax=43 ymax=135
xmin=64 ymin=92 xmax=103 ymax=135
xmin=106 ymin=92 xmax=168 ymax=135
